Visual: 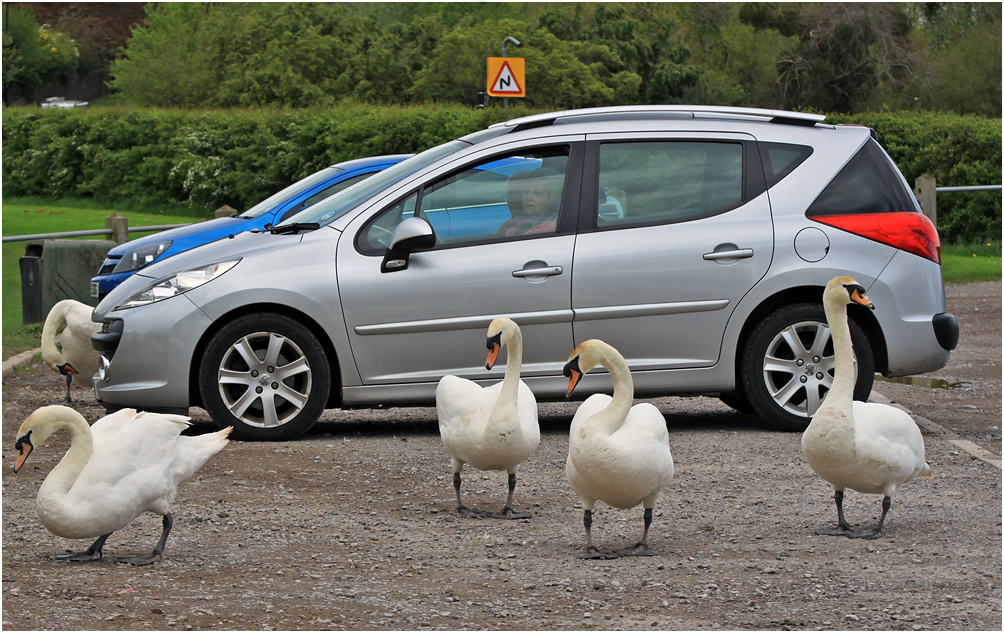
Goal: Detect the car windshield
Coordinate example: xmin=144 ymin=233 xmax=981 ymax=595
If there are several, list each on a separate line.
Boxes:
xmin=238 ymin=167 xmax=343 ymax=219
xmin=278 ymin=141 xmax=469 ymax=228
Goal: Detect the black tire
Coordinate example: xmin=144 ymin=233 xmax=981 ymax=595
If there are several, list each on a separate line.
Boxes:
xmin=199 ymin=313 xmax=330 ymax=441
xmin=718 ymin=390 xmax=757 ymax=414
xmin=741 ymin=303 xmax=874 ymax=432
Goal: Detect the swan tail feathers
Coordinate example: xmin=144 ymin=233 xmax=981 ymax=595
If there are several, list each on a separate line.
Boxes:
xmin=920 ymin=462 xmax=933 ymax=477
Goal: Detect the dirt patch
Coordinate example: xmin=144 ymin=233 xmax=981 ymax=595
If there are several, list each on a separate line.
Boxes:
xmin=2 ymin=283 xmax=1000 ymax=630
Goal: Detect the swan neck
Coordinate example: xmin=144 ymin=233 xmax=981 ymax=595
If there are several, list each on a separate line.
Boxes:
xmin=827 ymin=300 xmax=856 ymax=403
xmin=592 ymin=347 xmax=634 ymax=431
xmin=499 ymin=327 xmax=523 ymax=402
xmin=39 ymin=417 xmax=93 ymax=498
xmin=40 ymin=302 xmax=69 ymax=367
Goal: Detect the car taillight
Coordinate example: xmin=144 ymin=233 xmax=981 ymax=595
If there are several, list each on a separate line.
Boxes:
xmin=810 ymin=212 xmax=941 ymax=264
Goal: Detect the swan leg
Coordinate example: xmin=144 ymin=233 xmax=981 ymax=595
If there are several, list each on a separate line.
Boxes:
xmin=117 ymin=514 xmax=171 ymax=566
xmin=615 ymin=508 xmax=657 ymax=556
xmin=55 ymin=374 xmax=75 ymax=407
xmin=453 ymin=472 xmax=488 ymax=518
xmin=816 ymin=489 xmax=857 ymax=536
xmin=54 ymin=533 xmax=109 ymax=562
xmin=491 ymin=473 xmax=531 ymax=520
xmin=845 ymin=496 xmax=890 ymax=540
xmin=579 ymin=509 xmax=619 ymax=559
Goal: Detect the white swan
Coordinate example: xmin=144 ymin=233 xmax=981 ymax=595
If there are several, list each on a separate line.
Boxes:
xmin=13 ymin=405 xmax=231 ymax=564
xmin=41 ymin=299 xmax=101 ymax=406
xmin=436 ymin=317 xmax=540 ymax=519
xmin=563 ymin=339 xmax=675 ymax=558
xmin=802 ymin=276 xmax=933 ymax=539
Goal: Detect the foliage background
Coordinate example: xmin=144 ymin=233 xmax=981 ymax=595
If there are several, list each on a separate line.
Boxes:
xmin=3 ymin=106 xmax=1000 ymax=242
xmin=4 ymin=2 xmax=1001 ymax=117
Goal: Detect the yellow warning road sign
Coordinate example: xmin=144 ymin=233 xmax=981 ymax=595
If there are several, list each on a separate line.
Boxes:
xmin=487 ymin=57 xmax=525 ymax=97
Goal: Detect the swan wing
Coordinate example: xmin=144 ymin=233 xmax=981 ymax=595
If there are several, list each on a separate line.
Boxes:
xmin=88 ymin=408 xmax=141 ymax=445
xmin=73 ymin=412 xmax=219 ymax=510
xmin=853 ymin=401 xmax=929 ymax=480
xmin=437 ymin=375 xmax=495 ymax=458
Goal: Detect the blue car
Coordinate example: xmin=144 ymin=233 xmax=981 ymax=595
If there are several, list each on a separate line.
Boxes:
xmin=90 ymin=155 xmax=410 ymax=299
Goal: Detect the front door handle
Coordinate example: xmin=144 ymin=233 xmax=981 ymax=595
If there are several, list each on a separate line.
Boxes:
xmin=512 ymin=266 xmax=563 ymax=278
xmin=703 ymin=249 xmax=754 ymax=261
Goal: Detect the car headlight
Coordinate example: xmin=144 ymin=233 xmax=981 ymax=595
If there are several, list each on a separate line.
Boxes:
xmin=112 ymin=240 xmax=173 ymax=273
xmin=113 ymin=260 xmax=239 ymax=311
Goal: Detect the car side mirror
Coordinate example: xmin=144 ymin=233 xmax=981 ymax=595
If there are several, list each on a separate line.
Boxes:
xmin=381 ymin=217 xmax=436 ymax=273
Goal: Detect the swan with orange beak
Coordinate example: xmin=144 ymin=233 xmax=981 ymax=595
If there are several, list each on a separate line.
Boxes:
xmin=436 ymin=317 xmax=540 ymax=519
xmin=563 ymin=339 xmax=675 ymax=558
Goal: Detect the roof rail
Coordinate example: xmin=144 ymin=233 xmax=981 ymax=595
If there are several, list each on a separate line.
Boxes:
xmin=491 ymin=105 xmax=826 ymax=130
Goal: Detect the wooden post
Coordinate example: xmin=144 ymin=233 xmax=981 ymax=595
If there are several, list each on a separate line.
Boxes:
xmin=104 ymin=212 xmax=129 ymax=245
xmin=915 ymin=173 xmax=936 ymax=226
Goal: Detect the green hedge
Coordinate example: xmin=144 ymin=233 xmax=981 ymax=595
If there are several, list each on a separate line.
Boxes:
xmin=3 ymin=106 xmax=1000 ymax=241
xmin=1 ymin=104 xmax=526 ymax=213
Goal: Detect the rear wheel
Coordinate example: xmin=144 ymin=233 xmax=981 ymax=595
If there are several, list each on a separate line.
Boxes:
xmin=199 ymin=313 xmax=330 ymax=441
xmin=741 ymin=304 xmax=873 ymax=432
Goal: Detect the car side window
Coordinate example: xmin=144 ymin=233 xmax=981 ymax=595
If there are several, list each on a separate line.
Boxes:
xmin=596 ymin=141 xmax=744 ymax=227
xmin=278 ymin=172 xmax=376 ymax=224
xmin=358 ymin=148 xmax=569 ymax=255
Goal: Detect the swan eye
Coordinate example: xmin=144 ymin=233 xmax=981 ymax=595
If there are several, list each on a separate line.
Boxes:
xmin=486 ymin=332 xmax=502 ymax=351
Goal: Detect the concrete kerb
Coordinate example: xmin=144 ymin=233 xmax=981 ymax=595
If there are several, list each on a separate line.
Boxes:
xmin=2 ymin=348 xmax=42 ymax=379
xmin=2 ymin=348 xmax=999 ymax=470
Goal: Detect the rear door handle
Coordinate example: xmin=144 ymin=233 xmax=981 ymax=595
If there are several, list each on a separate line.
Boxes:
xmin=512 ymin=266 xmax=563 ymax=278
xmin=703 ymin=249 xmax=754 ymax=261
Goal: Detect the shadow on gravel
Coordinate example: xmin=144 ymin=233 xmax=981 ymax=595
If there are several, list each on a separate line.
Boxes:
xmin=187 ymin=403 xmax=787 ymax=442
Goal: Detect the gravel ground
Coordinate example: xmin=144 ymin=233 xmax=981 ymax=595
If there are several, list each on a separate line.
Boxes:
xmin=2 ymin=282 xmax=1000 ymax=631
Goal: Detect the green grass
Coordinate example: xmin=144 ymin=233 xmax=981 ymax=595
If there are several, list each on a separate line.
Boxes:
xmin=2 ymin=199 xmax=212 ymax=357
xmin=942 ymin=238 xmax=1002 ymax=283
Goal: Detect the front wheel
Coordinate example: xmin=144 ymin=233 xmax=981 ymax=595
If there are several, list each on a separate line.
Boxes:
xmin=199 ymin=313 xmax=330 ymax=441
xmin=741 ymin=304 xmax=874 ymax=432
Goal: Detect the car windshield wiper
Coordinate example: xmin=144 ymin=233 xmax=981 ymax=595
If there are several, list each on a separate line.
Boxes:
xmin=267 ymin=222 xmax=320 ymax=235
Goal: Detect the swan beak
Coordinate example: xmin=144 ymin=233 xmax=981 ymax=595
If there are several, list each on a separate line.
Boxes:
xmin=57 ymin=363 xmax=79 ymax=376
xmin=485 ymin=343 xmax=501 ymax=370
xmin=563 ymin=357 xmax=582 ymax=398
xmin=13 ymin=437 xmax=32 ymax=473
xmin=850 ymin=288 xmax=875 ymax=310
xmin=485 ymin=333 xmax=502 ymax=370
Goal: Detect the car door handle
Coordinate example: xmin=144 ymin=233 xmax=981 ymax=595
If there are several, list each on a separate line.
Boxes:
xmin=703 ymin=249 xmax=754 ymax=261
xmin=512 ymin=266 xmax=563 ymax=278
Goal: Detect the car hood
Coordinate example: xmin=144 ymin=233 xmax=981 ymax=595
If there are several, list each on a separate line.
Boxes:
xmin=94 ymin=227 xmax=334 ymax=319
xmin=106 ymin=216 xmax=255 ymax=256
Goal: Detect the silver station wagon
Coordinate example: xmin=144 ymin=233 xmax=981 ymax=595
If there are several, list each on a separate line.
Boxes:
xmin=91 ymin=106 xmax=958 ymax=440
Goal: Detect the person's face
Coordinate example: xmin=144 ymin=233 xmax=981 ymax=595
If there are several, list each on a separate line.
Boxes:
xmin=523 ymin=183 xmax=550 ymax=215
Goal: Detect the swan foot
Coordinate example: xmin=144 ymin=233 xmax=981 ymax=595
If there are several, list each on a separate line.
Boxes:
xmin=456 ymin=505 xmax=490 ymax=519
xmin=490 ymin=507 xmax=531 ymax=520
xmin=815 ymin=526 xmax=856 ymax=537
xmin=579 ymin=545 xmax=620 ymax=560
xmin=53 ymin=534 xmax=108 ymax=562
xmin=116 ymin=552 xmax=162 ymax=566
xmin=54 ymin=549 xmax=102 ymax=562
xmin=614 ymin=543 xmax=656 ymax=557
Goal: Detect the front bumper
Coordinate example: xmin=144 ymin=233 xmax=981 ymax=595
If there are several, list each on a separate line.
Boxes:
xmin=92 ymin=294 xmax=212 ymax=410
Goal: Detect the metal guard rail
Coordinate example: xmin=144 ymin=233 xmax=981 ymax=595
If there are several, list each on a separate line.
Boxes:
xmin=2 ymin=224 xmax=191 ymax=243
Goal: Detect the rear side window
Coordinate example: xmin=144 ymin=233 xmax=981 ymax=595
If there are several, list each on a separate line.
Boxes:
xmin=759 ymin=142 xmax=812 ymax=189
xmin=596 ymin=141 xmax=744 ymax=226
xmin=806 ymin=139 xmax=916 ymax=216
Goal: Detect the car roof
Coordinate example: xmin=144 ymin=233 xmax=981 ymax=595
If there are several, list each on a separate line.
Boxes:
xmin=491 ymin=105 xmax=827 ymax=130
xmin=325 ymin=154 xmax=413 ymax=171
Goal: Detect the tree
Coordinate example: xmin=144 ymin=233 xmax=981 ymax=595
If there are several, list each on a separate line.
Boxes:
xmin=743 ymin=3 xmax=918 ymax=113
xmin=2 ymin=4 xmax=78 ymax=104
xmin=108 ymin=3 xmax=215 ymax=107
